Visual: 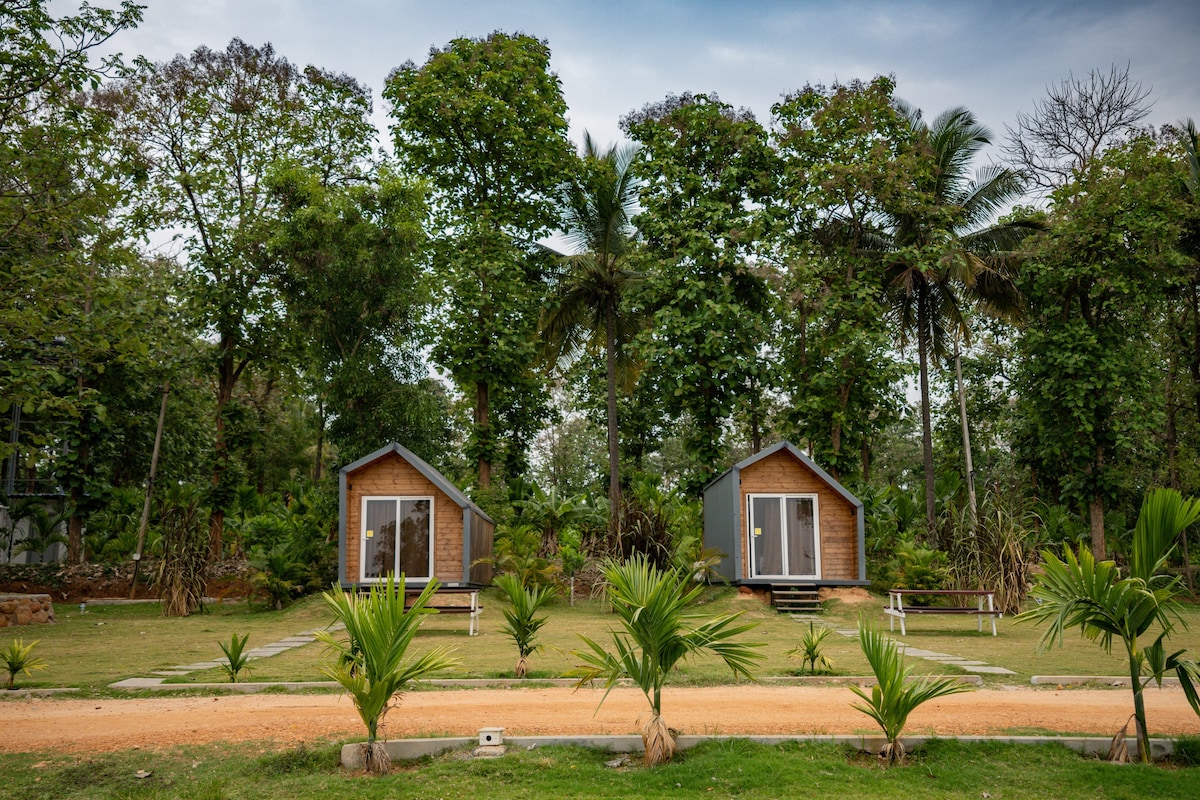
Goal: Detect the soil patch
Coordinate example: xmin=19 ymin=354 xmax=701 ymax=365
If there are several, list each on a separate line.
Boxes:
xmin=1 ymin=685 xmax=1197 ymax=754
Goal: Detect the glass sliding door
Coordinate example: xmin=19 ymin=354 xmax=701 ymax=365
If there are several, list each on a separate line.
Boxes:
xmin=748 ymin=494 xmax=820 ymax=579
xmin=360 ymin=496 xmax=433 ymax=582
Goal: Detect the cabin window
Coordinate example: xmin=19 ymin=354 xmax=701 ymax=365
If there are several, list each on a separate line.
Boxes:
xmin=747 ymin=494 xmax=820 ymax=579
xmin=360 ymin=496 xmax=433 ymax=582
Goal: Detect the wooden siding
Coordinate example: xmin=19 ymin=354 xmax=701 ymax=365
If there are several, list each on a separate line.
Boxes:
xmin=737 ymin=451 xmax=858 ymax=581
xmin=344 ymin=452 xmax=463 ymax=584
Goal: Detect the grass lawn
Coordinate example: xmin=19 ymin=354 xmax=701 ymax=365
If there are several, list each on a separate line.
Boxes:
xmin=6 ymin=587 xmax=1200 ymax=691
xmin=1 ymin=738 xmax=1198 ymax=800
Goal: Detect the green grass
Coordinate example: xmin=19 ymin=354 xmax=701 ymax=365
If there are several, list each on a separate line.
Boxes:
xmin=8 ymin=588 xmax=1200 ymax=691
xmin=1 ymin=739 xmax=1197 ymax=799
xmin=3 ymin=597 xmax=331 ymax=691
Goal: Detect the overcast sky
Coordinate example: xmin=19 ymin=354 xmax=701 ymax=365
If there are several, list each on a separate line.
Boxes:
xmin=100 ymin=0 xmax=1200 ymax=157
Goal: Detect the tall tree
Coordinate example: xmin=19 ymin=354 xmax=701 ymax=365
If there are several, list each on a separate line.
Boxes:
xmin=103 ymin=40 xmax=375 ymax=557
xmin=770 ymin=77 xmax=912 ymax=481
xmin=385 ymin=32 xmax=574 ymax=491
xmin=269 ymin=166 xmax=440 ymax=471
xmin=0 ymin=0 xmax=143 ymax=561
xmin=1016 ymin=138 xmax=1189 ymax=559
xmin=622 ymin=94 xmax=777 ymax=491
xmin=880 ymin=106 xmax=1029 ymax=536
xmin=541 ymin=133 xmax=643 ymax=532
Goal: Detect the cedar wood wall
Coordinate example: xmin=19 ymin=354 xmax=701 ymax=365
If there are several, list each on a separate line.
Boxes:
xmin=344 ymin=452 xmax=463 ymax=584
xmin=737 ymin=451 xmax=858 ymax=581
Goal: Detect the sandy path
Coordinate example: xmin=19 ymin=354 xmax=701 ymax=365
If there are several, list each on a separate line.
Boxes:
xmin=2 ymin=685 xmax=1199 ymax=754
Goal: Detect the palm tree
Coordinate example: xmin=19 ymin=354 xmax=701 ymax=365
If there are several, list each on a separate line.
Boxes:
xmin=881 ymin=105 xmax=1032 ymax=536
xmin=541 ymin=132 xmax=643 ymax=537
xmin=1016 ymin=489 xmax=1200 ymax=763
xmin=316 ymin=576 xmax=459 ymax=774
xmin=494 ymin=572 xmax=556 ymax=677
xmin=570 ymin=554 xmax=763 ymax=766
xmin=851 ymin=617 xmax=971 ymax=764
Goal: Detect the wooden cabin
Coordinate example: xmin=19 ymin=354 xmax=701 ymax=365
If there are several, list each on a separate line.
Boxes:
xmin=338 ymin=443 xmax=494 ymax=589
xmin=703 ymin=442 xmax=866 ymax=593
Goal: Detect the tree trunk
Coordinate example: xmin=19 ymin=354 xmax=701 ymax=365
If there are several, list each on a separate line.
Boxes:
xmin=313 ymin=398 xmax=326 ymax=484
xmin=476 ymin=380 xmax=492 ymax=490
xmin=209 ymin=345 xmax=237 ymax=560
xmin=605 ymin=305 xmax=622 ymax=538
xmin=917 ymin=301 xmax=937 ymax=539
xmin=1089 ymin=493 xmax=1106 ymax=560
xmin=955 ymin=345 xmax=977 ymax=527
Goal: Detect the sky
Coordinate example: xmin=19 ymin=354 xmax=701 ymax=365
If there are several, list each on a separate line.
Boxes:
xmin=97 ymin=0 xmax=1200 ymax=159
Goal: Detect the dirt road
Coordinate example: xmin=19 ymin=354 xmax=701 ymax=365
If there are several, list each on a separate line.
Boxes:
xmin=3 ymin=685 xmax=1199 ymax=754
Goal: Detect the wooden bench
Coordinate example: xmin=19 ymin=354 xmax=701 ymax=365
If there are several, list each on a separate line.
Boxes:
xmin=884 ymin=589 xmax=1001 ymax=636
xmin=403 ymin=587 xmax=483 ymax=636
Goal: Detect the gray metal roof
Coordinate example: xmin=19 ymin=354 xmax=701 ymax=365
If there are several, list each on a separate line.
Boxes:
xmin=340 ymin=442 xmax=494 ymax=524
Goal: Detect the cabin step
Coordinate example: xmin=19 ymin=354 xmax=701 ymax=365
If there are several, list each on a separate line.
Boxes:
xmin=770 ymin=584 xmax=821 ymax=614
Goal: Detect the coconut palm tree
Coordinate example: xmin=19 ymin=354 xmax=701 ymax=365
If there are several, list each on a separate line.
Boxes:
xmin=316 ymin=576 xmax=459 ymax=774
xmin=1016 ymin=489 xmax=1200 ymax=762
xmin=541 ymin=132 xmax=644 ymax=537
xmin=881 ymin=105 xmax=1033 ymax=536
xmin=570 ymin=554 xmax=763 ymax=766
xmin=851 ymin=617 xmax=971 ymax=764
xmin=494 ymin=572 xmax=555 ymax=677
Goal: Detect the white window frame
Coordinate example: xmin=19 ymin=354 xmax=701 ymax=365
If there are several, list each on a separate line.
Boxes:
xmin=746 ymin=493 xmax=821 ymax=579
xmin=359 ymin=495 xmax=435 ymax=583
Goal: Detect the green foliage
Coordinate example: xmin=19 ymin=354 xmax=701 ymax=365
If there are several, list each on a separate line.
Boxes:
xmin=786 ymin=622 xmax=835 ymax=675
xmin=850 ymin=617 xmax=973 ymax=763
xmin=542 ymin=133 xmax=646 ymax=525
xmin=2 ymin=638 xmax=47 ymax=690
xmin=10 ymin=505 xmax=66 ymax=564
xmin=771 ymin=78 xmax=911 ymax=481
xmin=623 ymin=93 xmax=777 ymax=490
xmin=106 ymin=38 xmax=376 ymax=551
xmin=217 ymin=633 xmax=252 ymax=683
xmin=1017 ymin=488 xmax=1200 ymax=762
xmin=614 ymin=473 xmax=701 ymax=569
xmin=944 ymin=491 xmax=1042 ymax=614
xmin=494 ymin=572 xmax=556 ymax=677
xmin=386 ymin=32 xmax=574 ymax=488
xmin=155 ymin=485 xmax=208 ymax=617
xmin=571 ymin=554 xmax=763 ymax=765
xmin=1015 ymin=139 xmax=1188 ymax=557
xmin=490 ymin=523 xmax=559 ymax=588
xmin=876 ymin=540 xmax=950 ymax=597
xmin=316 ymin=576 xmax=459 ymax=774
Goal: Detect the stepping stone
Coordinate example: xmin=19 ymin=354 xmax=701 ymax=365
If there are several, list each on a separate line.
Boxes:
xmin=835 ymin=630 xmax=858 ymax=636
xmin=276 ymin=637 xmax=315 ymax=644
xmin=959 ymin=665 xmax=1016 ymax=674
xmin=151 ymin=670 xmax=195 ymax=676
xmin=179 ymin=662 xmax=224 ymax=670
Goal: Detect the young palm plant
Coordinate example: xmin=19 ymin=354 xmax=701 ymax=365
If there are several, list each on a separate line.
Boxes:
xmin=786 ymin=622 xmax=834 ymax=675
xmin=217 ymin=633 xmax=252 ymax=683
xmin=494 ymin=572 xmax=556 ymax=678
xmin=3 ymin=638 xmax=47 ymax=690
xmin=1016 ymin=488 xmax=1200 ymax=762
xmin=851 ymin=617 xmax=972 ymax=764
xmin=571 ymin=554 xmax=763 ymax=766
xmin=316 ymin=575 xmax=459 ymax=774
